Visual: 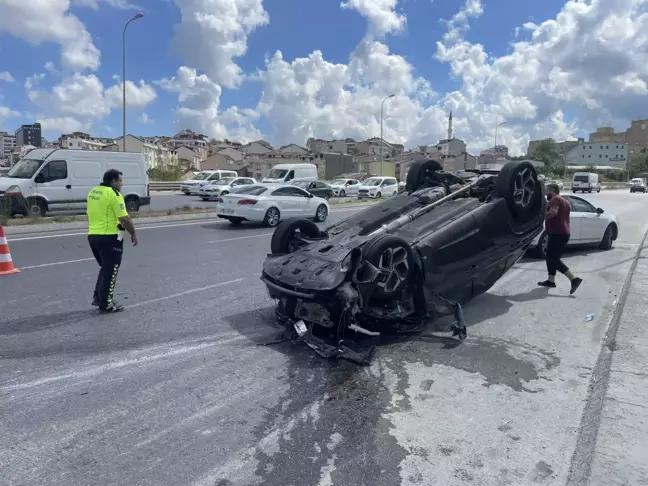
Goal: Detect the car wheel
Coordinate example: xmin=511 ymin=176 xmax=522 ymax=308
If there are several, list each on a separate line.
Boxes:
xmin=340 ymin=190 xmax=346 ymax=197
xmin=362 ymin=234 xmax=415 ymax=299
xmin=221 ymin=191 xmax=229 ymax=196
xmin=496 ymin=160 xmax=543 ymax=222
xmin=264 ymin=207 xmax=281 ymax=227
xmin=270 ymin=218 xmax=322 ymax=254
xmin=597 ymin=188 xmax=601 ymax=193
xmin=26 ymin=197 xmax=47 ymax=218
xmin=405 ymin=159 xmax=443 ymax=193
xmin=125 ymin=196 xmax=140 ymax=212
xmin=376 ymin=192 xmax=382 ymax=198
xmin=229 ymin=217 xmax=243 ymax=225
xmin=314 ymin=204 xmax=328 ymax=222
xmin=530 ymin=232 xmax=548 ymax=259
xmin=599 ymin=225 xmax=615 ymax=250
xmin=201 ymin=197 xmax=210 ymax=201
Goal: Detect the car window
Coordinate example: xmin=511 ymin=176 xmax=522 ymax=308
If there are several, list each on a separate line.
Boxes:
xmin=567 ymin=196 xmax=596 ymax=213
xmin=39 ymin=160 xmax=68 ymax=182
xmin=235 ymin=185 xmax=267 ymax=195
xmin=271 ymin=187 xmax=295 ymax=196
xmin=289 ymin=187 xmax=310 ymax=197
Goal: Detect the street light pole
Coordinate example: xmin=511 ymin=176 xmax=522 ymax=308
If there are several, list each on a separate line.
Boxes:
xmin=494 ymin=121 xmax=506 ymax=151
xmin=122 ymin=13 xmax=144 ymax=152
xmin=380 ymin=94 xmax=395 ymax=176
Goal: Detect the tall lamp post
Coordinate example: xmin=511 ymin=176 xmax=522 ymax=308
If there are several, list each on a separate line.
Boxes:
xmin=122 ymin=12 xmax=144 ymax=151
xmin=494 ymin=121 xmax=506 ymax=151
xmin=380 ymin=94 xmax=395 ymax=175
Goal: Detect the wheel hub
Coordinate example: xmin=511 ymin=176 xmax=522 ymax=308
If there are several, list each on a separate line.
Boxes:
xmin=376 ymin=246 xmax=409 ymax=293
xmin=513 ymin=168 xmax=536 ymax=208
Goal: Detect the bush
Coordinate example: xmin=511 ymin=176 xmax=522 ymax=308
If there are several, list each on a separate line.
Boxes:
xmin=148 ymin=166 xmax=188 ymax=181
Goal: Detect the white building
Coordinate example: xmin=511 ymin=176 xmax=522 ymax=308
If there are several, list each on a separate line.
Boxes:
xmin=565 ymin=141 xmax=629 ymax=169
xmin=106 ymin=135 xmax=178 ymax=169
xmin=167 ymin=130 xmax=209 ymax=163
xmin=62 ymin=137 xmax=108 ymax=151
xmin=278 ymin=143 xmax=309 ymax=154
xmin=0 ymin=131 xmax=16 ymax=162
xmin=242 ymin=140 xmax=273 ymax=155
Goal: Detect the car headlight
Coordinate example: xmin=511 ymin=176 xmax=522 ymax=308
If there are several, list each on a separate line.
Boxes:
xmin=5 ymin=185 xmax=21 ymax=196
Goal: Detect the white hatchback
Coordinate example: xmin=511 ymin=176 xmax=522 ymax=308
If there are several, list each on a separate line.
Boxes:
xmin=357 ymin=177 xmax=399 ymax=199
xmin=216 ymin=184 xmax=330 ymax=226
xmin=329 ymin=178 xmax=360 ymax=197
xmin=528 ymin=195 xmax=619 ymax=258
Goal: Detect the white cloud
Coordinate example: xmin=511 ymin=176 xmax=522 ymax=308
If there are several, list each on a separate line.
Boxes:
xmin=170 ymin=0 xmax=269 ymax=88
xmin=36 ymin=116 xmax=92 ymax=133
xmin=71 ymin=0 xmax=140 ymax=9
xmin=0 ymin=106 xmax=21 ymax=126
xmin=0 ymin=72 xmax=15 ymax=83
xmin=27 ymin=74 xmax=157 ymax=132
xmin=341 ymin=0 xmax=406 ymax=37
xmin=0 ymin=0 xmax=100 ymax=71
xmin=138 ymin=112 xmax=152 ymax=124
xmin=155 ymin=66 xmax=262 ymax=142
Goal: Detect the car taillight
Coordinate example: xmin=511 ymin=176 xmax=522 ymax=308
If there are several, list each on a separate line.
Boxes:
xmin=238 ymin=199 xmax=257 ymax=205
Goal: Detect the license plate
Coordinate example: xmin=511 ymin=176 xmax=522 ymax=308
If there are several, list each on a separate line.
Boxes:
xmin=220 ymin=208 xmax=234 ymax=214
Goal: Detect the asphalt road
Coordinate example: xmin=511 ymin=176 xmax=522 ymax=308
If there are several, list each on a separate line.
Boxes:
xmin=1 ymin=190 xmax=647 ymax=485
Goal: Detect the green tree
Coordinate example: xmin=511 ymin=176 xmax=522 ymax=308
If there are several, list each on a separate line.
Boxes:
xmin=530 ymin=140 xmax=559 ymax=171
xmin=629 ymin=152 xmax=648 ymax=178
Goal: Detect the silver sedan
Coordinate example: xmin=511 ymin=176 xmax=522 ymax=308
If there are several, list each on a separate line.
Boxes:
xmin=198 ymin=177 xmax=256 ymax=201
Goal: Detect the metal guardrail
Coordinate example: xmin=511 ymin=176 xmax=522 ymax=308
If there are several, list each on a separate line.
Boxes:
xmin=149 ymin=181 xmax=183 ymax=191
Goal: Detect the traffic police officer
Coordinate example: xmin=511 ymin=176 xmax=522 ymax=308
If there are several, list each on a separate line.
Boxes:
xmin=87 ymin=169 xmax=138 ymax=313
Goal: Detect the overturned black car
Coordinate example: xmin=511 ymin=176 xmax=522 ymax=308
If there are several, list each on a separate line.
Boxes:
xmin=260 ymin=160 xmax=546 ymax=364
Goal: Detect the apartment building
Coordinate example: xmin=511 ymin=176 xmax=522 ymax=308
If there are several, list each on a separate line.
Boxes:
xmin=15 ymin=123 xmax=42 ymax=148
xmin=588 ymin=119 xmax=648 ymax=151
xmin=167 ymin=130 xmax=209 ymax=163
xmin=105 ymin=134 xmax=178 ymax=169
xmin=59 ymin=132 xmax=113 ymax=151
xmin=0 ymin=131 xmax=16 ymax=162
xmin=565 ymin=141 xmax=628 ymax=169
xmin=527 ymin=138 xmax=581 ymax=158
xmin=308 ymin=138 xmax=357 ymax=155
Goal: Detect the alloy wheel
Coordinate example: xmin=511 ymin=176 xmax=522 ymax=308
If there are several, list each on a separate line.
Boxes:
xmin=377 ymin=246 xmax=410 ymax=293
xmin=512 ymin=167 xmax=536 ymax=208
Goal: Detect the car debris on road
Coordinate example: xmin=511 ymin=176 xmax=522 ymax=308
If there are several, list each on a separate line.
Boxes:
xmin=260 ymin=159 xmax=547 ymax=364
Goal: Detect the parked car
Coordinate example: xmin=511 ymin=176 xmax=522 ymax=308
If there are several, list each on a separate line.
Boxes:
xmin=630 ymin=178 xmax=647 ymax=193
xmin=545 ymin=179 xmax=564 ymax=191
xmin=181 ymin=170 xmax=238 ymax=195
xmin=260 ymin=159 xmax=546 ymax=364
xmin=572 ymin=172 xmax=600 ymax=193
xmin=198 ymin=177 xmax=256 ymax=201
xmin=357 ymin=176 xmax=399 ymax=199
xmin=329 ymin=178 xmax=360 ymax=197
xmin=0 ymin=148 xmax=150 ymax=217
xmin=290 ymin=180 xmax=333 ymax=200
xmin=527 ymin=195 xmax=619 ymax=258
xmin=216 ymin=183 xmax=330 ymax=226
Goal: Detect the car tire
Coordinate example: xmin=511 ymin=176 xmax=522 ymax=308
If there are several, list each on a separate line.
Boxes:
xmin=263 ymin=207 xmax=281 ymax=227
xmin=314 ymin=204 xmax=328 ymax=222
xmin=201 ymin=197 xmax=209 ymax=201
xmin=496 ymin=160 xmax=543 ymax=222
xmin=26 ymin=197 xmax=47 ymax=218
xmin=529 ymin=232 xmax=548 ymax=259
xmin=270 ymin=218 xmax=322 ymax=254
xmin=599 ymin=225 xmax=615 ymax=250
xmin=362 ymin=234 xmax=415 ymax=299
xmin=229 ymin=217 xmax=243 ymax=225
xmin=340 ymin=190 xmax=346 ymax=197
xmin=125 ymin=196 xmax=140 ymax=212
xmin=376 ymin=192 xmax=382 ymax=198
xmin=221 ymin=191 xmax=229 ymax=196
xmin=405 ymin=159 xmax=443 ymax=193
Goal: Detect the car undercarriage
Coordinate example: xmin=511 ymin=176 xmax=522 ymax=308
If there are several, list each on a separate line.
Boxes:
xmin=260 ymin=159 xmax=546 ymax=364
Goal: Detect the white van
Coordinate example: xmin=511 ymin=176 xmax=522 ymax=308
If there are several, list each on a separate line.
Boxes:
xmin=181 ymin=170 xmax=239 ymax=195
xmin=357 ymin=176 xmax=400 ymax=199
xmin=262 ymin=163 xmax=317 ymax=183
xmin=572 ymin=172 xmax=600 ymax=193
xmin=0 ymin=148 xmax=150 ymax=218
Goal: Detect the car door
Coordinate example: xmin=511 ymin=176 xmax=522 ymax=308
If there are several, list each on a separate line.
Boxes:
xmin=346 ymin=180 xmax=359 ymax=195
xmin=33 ymin=159 xmax=71 ymax=212
xmin=561 ymin=196 xmax=587 ymax=242
xmin=269 ymin=187 xmax=300 ymax=217
xmin=567 ymin=196 xmax=606 ymax=242
xmin=287 ymin=186 xmax=312 ymax=216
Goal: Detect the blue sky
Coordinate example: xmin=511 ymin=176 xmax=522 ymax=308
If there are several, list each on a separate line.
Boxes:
xmin=0 ymin=0 xmax=645 ymax=154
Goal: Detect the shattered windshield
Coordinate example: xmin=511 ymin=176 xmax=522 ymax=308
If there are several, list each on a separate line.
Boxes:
xmin=6 ymin=159 xmax=44 ymax=179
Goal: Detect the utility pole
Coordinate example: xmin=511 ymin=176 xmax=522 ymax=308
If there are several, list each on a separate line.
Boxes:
xmin=380 ymin=94 xmax=395 ymax=176
xmin=122 ymin=13 xmax=144 ymax=151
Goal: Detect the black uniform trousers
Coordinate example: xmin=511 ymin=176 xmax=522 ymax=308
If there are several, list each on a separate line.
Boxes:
xmin=88 ymin=234 xmax=124 ymax=309
xmin=546 ymin=233 xmax=570 ymax=276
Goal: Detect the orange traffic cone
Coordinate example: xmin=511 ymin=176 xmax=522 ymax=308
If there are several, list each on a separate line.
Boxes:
xmin=0 ymin=225 xmax=20 ymax=275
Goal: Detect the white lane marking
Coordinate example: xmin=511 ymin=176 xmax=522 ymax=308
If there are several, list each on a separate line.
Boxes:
xmin=208 ymin=233 xmax=272 ymax=244
xmin=6 ymin=207 xmax=363 ymax=242
xmin=0 ymin=334 xmax=248 ymax=393
xmin=128 ymin=277 xmax=246 ymax=309
xmin=19 ymin=258 xmax=95 ymax=269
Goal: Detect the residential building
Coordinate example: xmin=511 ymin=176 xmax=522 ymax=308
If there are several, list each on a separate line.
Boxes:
xmin=356 ymin=160 xmax=396 ymax=178
xmin=564 ymin=141 xmax=629 ymax=169
xmin=0 ymin=131 xmax=16 ymax=162
xmin=278 ymin=143 xmax=309 ymax=154
xmin=104 ymin=134 xmax=178 ymax=169
xmin=201 ymin=153 xmax=245 ymax=173
xmin=15 ymin=123 xmax=42 ymax=148
xmin=59 ymin=132 xmax=112 ymax=151
xmin=321 ymin=153 xmax=354 ymax=180
xmin=589 ymin=127 xmax=626 ymax=144
xmin=307 ymin=138 xmax=357 ymax=155
xmin=242 ymin=140 xmax=273 ymax=155
xmin=587 ymin=119 xmax=648 ymax=151
xmin=175 ymin=146 xmax=202 ymax=169
xmin=527 ymin=138 xmax=581 ymax=158
xmin=442 ymin=152 xmax=478 ymax=171
xmin=216 ymin=147 xmax=245 ymax=161
xmin=209 ymin=139 xmax=243 ymax=155
xmin=356 ymin=137 xmax=394 ymax=157
xmin=167 ymin=130 xmax=209 ymax=164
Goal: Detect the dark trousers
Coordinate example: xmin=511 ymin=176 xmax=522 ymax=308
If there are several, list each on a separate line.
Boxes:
xmin=546 ymin=234 xmax=570 ymax=276
xmin=88 ymin=235 xmax=124 ymax=309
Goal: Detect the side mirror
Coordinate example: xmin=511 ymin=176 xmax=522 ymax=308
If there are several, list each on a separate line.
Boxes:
xmin=597 ymin=207 xmax=604 ymax=214
xmin=308 ymin=193 xmax=314 ymax=198
xmin=34 ymin=174 xmax=45 ymax=183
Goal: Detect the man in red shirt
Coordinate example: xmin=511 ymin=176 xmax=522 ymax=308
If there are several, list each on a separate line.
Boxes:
xmin=538 ymin=183 xmax=583 ymax=294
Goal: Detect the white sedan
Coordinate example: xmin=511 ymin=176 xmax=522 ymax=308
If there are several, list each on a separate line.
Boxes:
xmin=198 ymin=177 xmax=256 ymax=201
xmin=528 ymin=194 xmax=619 ymax=258
xmin=216 ymin=184 xmax=330 ymax=226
